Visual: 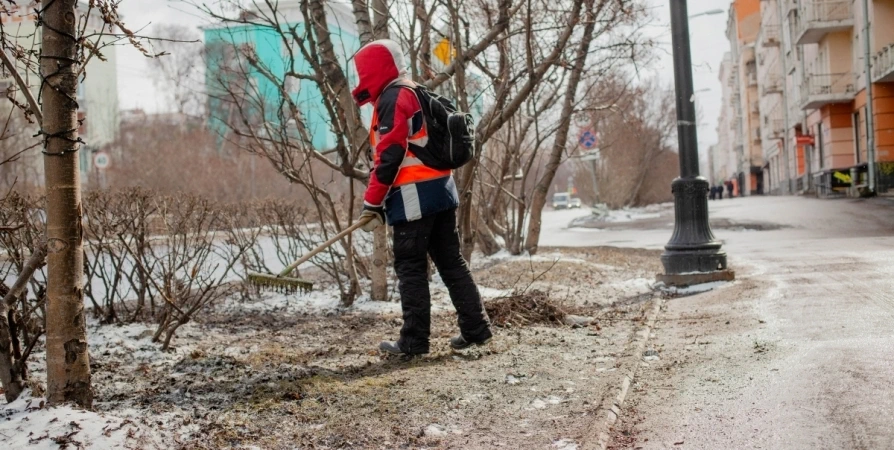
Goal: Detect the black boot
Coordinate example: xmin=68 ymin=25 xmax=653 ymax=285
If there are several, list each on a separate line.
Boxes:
xmin=379 ymin=341 xmax=428 ymax=356
xmin=449 ymin=335 xmax=491 ymax=350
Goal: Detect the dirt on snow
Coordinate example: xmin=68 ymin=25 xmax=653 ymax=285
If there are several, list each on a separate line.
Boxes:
xmin=17 ymin=247 xmax=664 ymax=449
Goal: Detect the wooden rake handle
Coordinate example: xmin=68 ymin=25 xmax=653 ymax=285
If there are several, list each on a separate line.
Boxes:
xmin=277 ymin=216 xmax=374 ymax=277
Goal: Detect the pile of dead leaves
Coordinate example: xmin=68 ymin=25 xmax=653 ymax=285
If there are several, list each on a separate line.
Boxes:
xmin=485 ymin=290 xmax=567 ymax=327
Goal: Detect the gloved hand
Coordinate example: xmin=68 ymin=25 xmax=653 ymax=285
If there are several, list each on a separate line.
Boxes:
xmin=359 ymin=203 xmax=385 ymax=232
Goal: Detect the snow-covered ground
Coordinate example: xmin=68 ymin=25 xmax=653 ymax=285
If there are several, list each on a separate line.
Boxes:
xmin=10 ymin=198 xmax=806 ymax=448
xmin=0 ymin=390 xmax=163 ymax=449
xmin=604 ymin=195 xmax=894 ymax=449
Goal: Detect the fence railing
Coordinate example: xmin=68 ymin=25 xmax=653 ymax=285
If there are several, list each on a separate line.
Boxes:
xmin=873 ymin=43 xmax=894 ymax=81
xmin=762 ymin=72 xmax=783 ymax=95
xmin=800 ymin=0 xmax=852 ymax=24
xmin=761 ymin=24 xmax=781 ymax=47
xmin=800 ymin=72 xmax=855 ymax=103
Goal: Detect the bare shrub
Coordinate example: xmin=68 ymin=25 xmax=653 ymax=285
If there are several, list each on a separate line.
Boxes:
xmin=0 ymin=192 xmax=47 ymax=398
xmin=143 ymin=195 xmax=250 ymax=350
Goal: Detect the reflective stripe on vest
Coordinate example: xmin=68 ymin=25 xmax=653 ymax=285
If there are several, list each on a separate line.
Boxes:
xmin=370 ymin=106 xmax=449 ymax=188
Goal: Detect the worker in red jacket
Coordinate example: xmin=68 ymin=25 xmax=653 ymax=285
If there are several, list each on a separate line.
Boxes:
xmin=351 ymin=39 xmax=492 ymax=356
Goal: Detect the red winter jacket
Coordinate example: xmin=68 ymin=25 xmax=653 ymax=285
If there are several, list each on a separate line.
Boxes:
xmin=352 ymin=40 xmax=458 ymax=224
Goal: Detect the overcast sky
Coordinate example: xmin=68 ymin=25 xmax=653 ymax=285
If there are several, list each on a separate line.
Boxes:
xmin=116 ymin=0 xmax=729 ymax=150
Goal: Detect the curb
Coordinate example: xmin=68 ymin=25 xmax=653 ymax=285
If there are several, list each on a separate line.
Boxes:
xmin=582 ymin=297 xmax=664 ymax=450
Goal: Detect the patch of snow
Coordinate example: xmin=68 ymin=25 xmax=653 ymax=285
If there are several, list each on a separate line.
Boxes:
xmin=546 ymin=395 xmax=563 ymax=405
xmin=553 ymin=438 xmax=579 ymax=450
xmin=600 ymin=208 xmax=662 ymax=223
xmin=662 ymin=281 xmax=731 ymax=296
xmin=0 ymin=391 xmax=163 ymax=449
xmin=424 ymin=423 xmax=448 ymax=438
xmin=604 ymin=277 xmax=654 ymax=297
xmin=478 ymin=286 xmax=512 ymax=299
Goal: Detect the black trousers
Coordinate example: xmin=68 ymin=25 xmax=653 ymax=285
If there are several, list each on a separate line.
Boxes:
xmin=392 ymin=208 xmax=492 ymax=354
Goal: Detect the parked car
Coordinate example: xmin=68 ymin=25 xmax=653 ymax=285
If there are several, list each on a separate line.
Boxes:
xmin=569 ymin=197 xmax=582 ymax=209
xmin=552 ymin=192 xmax=570 ymax=209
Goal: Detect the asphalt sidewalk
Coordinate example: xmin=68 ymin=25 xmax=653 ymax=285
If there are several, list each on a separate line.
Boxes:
xmin=550 ymin=196 xmax=894 ymax=449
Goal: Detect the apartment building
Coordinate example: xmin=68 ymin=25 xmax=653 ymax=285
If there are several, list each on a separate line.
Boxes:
xmin=718 ymin=0 xmax=894 ymax=196
xmin=713 ymin=52 xmax=740 ymax=184
xmin=203 ymin=1 xmax=361 ymax=152
xmin=715 ymin=0 xmax=764 ymax=196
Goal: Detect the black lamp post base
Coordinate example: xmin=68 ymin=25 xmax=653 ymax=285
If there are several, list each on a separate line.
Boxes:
xmin=658 ymin=176 xmax=733 ymax=286
xmin=660 ymin=249 xmax=729 ymax=274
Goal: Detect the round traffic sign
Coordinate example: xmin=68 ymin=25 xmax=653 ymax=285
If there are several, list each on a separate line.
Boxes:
xmin=578 ymin=129 xmax=598 ymax=149
xmin=93 ymin=151 xmax=110 ymax=170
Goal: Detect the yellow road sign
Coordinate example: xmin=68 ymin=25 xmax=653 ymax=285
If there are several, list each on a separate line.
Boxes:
xmin=433 ymin=37 xmax=455 ymax=65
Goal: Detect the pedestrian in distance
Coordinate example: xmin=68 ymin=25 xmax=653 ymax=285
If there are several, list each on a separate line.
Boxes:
xmin=351 ymin=39 xmax=493 ymax=357
xmin=717 ymin=185 xmax=723 ymax=200
xmin=709 ymin=185 xmax=716 ymax=201
xmin=726 ymin=180 xmax=734 ymax=198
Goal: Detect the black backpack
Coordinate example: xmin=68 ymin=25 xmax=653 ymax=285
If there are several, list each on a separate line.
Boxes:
xmin=389 ymin=82 xmax=475 ymax=170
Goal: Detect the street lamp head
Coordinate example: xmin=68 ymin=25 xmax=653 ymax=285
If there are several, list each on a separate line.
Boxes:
xmin=689 ymin=8 xmax=725 ymax=19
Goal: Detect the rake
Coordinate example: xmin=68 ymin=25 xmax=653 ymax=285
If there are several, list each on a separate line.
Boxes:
xmin=246 ymin=216 xmax=374 ymax=294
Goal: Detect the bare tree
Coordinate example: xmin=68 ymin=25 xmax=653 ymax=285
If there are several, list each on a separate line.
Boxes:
xmin=147 ymin=24 xmax=206 ymax=117
xmin=41 ymin=0 xmax=93 ymax=408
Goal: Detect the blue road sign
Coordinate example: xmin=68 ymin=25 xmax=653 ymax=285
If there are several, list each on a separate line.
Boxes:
xmin=579 ymin=129 xmax=597 ymax=149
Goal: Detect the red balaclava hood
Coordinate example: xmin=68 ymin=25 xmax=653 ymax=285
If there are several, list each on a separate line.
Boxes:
xmin=352 ymin=39 xmax=406 ymax=107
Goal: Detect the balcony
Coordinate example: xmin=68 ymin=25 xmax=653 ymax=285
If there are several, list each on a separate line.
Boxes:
xmin=800 ymin=72 xmax=855 ymax=109
xmin=761 ymin=24 xmax=781 ymax=48
xmin=794 ymin=1 xmax=853 ymax=45
xmin=768 ymin=118 xmax=785 ymax=139
xmin=752 ymin=126 xmax=763 ymax=143
xmin=762 ymin=73 xmax=783 ymax=95
xmin=873 ymin=43 xmax=894 ymax=83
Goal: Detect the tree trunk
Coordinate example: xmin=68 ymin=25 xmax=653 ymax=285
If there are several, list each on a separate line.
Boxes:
xmin=524 ymin=0 xmax=597 ymax=255
xmin=41 ymin=0 xmax=93 ymax=408
xmin=350 ymin=0 xmax=374 ymax=46
xmin=372 ymin=0 xmax=389 ymax=40
xmin=368 ymin=1 xmax=391 ymax=301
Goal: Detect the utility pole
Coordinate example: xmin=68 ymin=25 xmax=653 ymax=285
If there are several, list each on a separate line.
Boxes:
xmin=41 ymin=0 xmax=93 ymax=407
xmin=658 ymin=1 xmax=734 ymax=286
xmin=777 ymin=0 xmax=792 ymax=194
xmin=861 ymin=0 xmax=877 ymax=194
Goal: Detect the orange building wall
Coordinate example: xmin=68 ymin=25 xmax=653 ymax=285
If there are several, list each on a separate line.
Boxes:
xmin=854 ymin=85 xmax=894 ymax=162
xmin=797 ymin=145 xmax=805 ymax=175
xmin=735 ymin=0 xmax=761 ymax=42
xmin=872 ymin=1 xmax=894 ymax=54
xmin=815 ymin=103 xmax=857 ymax=169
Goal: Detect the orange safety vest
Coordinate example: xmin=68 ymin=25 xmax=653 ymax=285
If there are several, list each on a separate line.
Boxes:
xmin=370 ymin=105 xmax=451 ymax=187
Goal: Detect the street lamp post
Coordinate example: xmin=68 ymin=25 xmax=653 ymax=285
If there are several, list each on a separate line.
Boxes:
xmin=658 ymin=1 xmax=734 ymax=286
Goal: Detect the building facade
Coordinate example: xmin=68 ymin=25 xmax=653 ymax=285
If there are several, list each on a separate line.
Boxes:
xmin=203 ymin=1 xmax=360 ymax=152
xmin=0 ymin=1 xmax=120 ymax=186
xmin=716 ymin=0 xmax=894 ymax=196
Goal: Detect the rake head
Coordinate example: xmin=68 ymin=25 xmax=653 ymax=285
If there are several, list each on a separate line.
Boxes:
xmin=246 ymin=272 xmax=314 ymax=295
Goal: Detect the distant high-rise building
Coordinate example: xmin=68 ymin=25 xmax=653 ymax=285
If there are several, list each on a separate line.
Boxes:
xmin=202 ymin=1 xmax=361 ymax=152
